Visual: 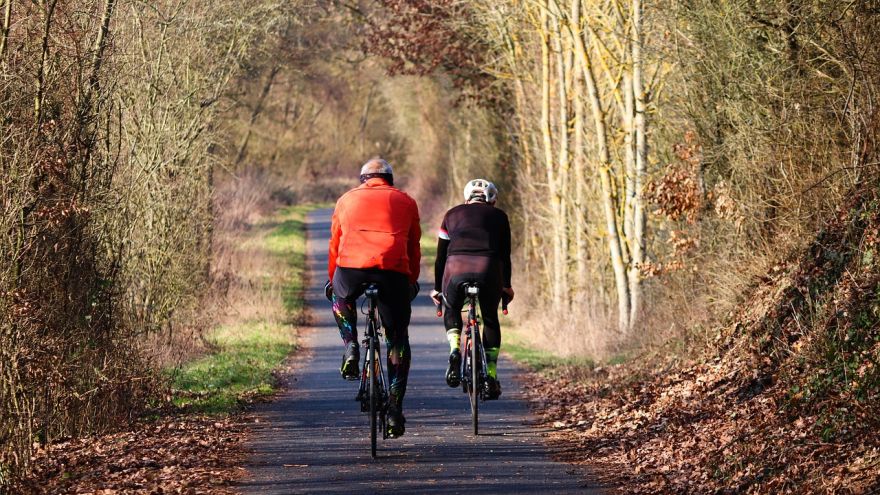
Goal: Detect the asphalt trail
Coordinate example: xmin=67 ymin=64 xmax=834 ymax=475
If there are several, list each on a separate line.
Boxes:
xmin=239 ymin=208 xmax=600 ymax=494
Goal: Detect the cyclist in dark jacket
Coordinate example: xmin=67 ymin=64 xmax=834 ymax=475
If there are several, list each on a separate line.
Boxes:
xmin=430 ymin=179 xmax=514 ymax=399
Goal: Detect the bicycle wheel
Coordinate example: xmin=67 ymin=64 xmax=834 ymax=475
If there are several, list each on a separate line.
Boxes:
xmin=369 ymin=325 xmax=379 ymax=458
xmin=469 ymin=324 xmax=480 ymax=435
xmin=461 ymin=331 xmax=470 ymax=394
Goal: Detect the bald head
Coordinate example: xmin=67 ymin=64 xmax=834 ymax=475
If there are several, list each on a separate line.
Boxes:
xmin=359 ymin=157 xmax=394 ymax=186
xmin=360 ymin=158 xmax=393 ymax=175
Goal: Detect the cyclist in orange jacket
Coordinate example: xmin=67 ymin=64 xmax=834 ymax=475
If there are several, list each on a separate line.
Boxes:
xmin=430 ymin=179 xmax=514 ymax=400
xmin=325 ymin=158 xmax=421 ymax=438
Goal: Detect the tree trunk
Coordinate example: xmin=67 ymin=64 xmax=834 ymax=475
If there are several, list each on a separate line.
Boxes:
xmin=88 ymin=0 xmax=117 ymax=95
xmin=570 ymin=3 xmax=631 ymax=332
xmin=551 ymin=3 xmax=570 ymax=308
xmin=0 ymin=0 xmax=11 ymax=63
xmin=629 ymin=0 xmax=646 ymax=327
xmin=35 ymin=0 xmax=59 ymax=126
xmin=539 ymin=1 xmax=563 ymax=309
xmin=76 ymin=0 xmax=118 ymax=193
xmin=571 ymin=0 xmax=587 ymax=288
xmin=622 ymin=70 xmax=635 ymax=260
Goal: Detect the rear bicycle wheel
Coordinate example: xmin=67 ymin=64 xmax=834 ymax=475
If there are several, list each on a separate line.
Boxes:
xmin=469 ymin=325 xmax=479 ymax=436
xmin=369 ymin=326 xmax=379 ymax=458
xmin=461 ymin=331 xmax=470 ymax=394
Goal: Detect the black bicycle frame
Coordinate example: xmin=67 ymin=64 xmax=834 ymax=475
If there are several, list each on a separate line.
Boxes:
xmin=356 ymin=284 xmax=389 ymax=457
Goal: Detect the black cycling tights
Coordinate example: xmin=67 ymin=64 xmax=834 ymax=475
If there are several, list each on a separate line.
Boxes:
xmin=442 ymin=255 xmax=502 ymax=350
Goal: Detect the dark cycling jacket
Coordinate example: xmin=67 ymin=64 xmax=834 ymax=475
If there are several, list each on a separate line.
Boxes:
xmin=434 ymin=202 xmax=512 ymax=291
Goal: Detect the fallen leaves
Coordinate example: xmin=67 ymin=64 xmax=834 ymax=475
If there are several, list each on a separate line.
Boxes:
xmin=519 ymin=343 xmax=880 ymax=493
xmin=16 ymin=416 xmax=246 ymax=494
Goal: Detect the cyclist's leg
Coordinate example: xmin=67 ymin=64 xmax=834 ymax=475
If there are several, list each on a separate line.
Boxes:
xmin=331 ymin=268 xmax=367 ymax=379
xmin=441 ymin=275 xmax=467 ymax=387
xmin=374 ymin=271 xmax=412 ymax=406
xmin=477 ymin=261 xmax=503 ymax=394
xmin=330 ymin=267 xmax=365 ymax=345
xmin=441 ymin=280 xmax=466 ymax=351
xmin=374 ymin=270 xmax=411 ymax=436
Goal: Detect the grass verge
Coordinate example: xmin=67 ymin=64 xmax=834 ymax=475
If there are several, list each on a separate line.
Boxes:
xmin=170 ymin=204 xmax=313 ymax=414
xmin=420 ymin=225 xmax=438 ymax=262
xmin=503 ymin=324 xmax=596 ymax=374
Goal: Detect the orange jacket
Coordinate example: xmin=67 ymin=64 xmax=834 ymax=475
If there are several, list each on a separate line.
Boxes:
xmin=328 ymin=178 xmax=421 ymax=283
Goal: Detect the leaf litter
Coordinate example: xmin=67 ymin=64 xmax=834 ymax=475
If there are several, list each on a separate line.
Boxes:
xmin=16 ymin=416 xmax=246 ymax=494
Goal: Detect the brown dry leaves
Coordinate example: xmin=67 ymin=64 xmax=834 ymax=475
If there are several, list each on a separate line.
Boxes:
xmin=521 ymin=185 xmax=880 ymax=492
xmin=16 ymin=417 xmax=246 ymax=494
xmin=522 ymin=359 xmax=880 ymax=494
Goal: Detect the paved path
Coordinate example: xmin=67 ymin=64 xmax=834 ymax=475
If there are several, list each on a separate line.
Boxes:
xmin=239 ymin=208 xmax=600 ymax=494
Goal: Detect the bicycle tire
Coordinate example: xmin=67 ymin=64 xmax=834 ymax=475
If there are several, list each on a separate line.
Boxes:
xmin=470 ymin=323 xmax=480 ymax=435
xmin=369 ymin=323 xmax=378 ymax=458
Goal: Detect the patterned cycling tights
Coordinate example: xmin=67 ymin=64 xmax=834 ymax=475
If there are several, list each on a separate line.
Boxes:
xmin=332 ymin=296 xmax=411 ymax=406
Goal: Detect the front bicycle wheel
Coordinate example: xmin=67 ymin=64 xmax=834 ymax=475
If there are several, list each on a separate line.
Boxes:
xmin=469 ymin=325 xmax=480 ymax=436
xmin=369 ymin=329 xmax=379 ymax=458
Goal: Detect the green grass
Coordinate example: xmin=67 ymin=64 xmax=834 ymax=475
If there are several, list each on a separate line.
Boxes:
xmin=420 ymin=224 xmax=438 ymax=262
xmin=170 ymin=204 xmax=313 ymax=414
xmin=503 ymin=324 xmax=595 ymax=373
xmin=171 ymin=322 xmax=294 ymax=413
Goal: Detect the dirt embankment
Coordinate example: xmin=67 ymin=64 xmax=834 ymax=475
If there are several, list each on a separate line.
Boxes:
xmin=523 ymin=179 xmax=880 ymax=494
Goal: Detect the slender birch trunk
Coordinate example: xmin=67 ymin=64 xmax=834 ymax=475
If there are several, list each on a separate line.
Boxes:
xmin=551 ymin=4 xmax=570 ymax=307
xmin=570 ymin=3 xmax=631 ymax=332
xmin=573 ymin=71 xmax=587 ymax=287
xmin=539 ymin=1 xmax=563 ymax=308
xmin=622 ymin=70 xmax=635 ymax=255
xmin=629 ymin=0 xmax=647 ymax=326
xmin=570 ymin=0 xmax=587 ymax=288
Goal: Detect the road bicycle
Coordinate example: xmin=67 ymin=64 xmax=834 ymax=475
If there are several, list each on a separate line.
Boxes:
xmin=436 ymin=283 xmax=508 ymax=435
xmin=354 ymin=283 xmax=389 ymax=458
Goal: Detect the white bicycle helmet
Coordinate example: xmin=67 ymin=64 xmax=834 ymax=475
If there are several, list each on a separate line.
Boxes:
xmin=463 ymin=179 xmax=498 ymax=203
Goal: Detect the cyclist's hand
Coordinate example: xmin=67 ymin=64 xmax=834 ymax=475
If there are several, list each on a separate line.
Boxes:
xmin=324 ymin=280 xmax=334 ymax=302
xmin=502 ymin=286 xmax=515 ymax=303
xmin=409 ymin=281 xmax=420 ymax=301
xmin=430 ymin=289 xmax=442 ymax=306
